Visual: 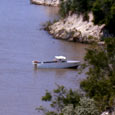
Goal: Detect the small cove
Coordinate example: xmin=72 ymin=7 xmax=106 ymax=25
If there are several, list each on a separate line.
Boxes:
xmin=0 ymin=0 xmax=88 ymax=114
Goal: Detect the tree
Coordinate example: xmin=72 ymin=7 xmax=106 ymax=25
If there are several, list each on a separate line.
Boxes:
xmin=80 ymin=38 xmax=115 ymax=111
xmin=59 ymin=0 xmax=115 ymax=34
xmin=36 ymin=85 xmax=100 ymax=115
xmin=62 ymin=97 xmax=100 ymax=115
xmin=36 ymin=85 xmax=81 ymax=114
xmin=92 ymin=0 xmax=115 ymax=34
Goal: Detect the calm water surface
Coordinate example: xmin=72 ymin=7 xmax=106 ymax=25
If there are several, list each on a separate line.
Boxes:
xmin=0 ymin=0 xmax=88 ymax=115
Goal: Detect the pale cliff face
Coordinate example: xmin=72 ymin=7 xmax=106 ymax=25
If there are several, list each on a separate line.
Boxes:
xmin=48 ymin=13 xmax=105 ymax=43
xmin=31 ymin=0 xmax=60 ymax=6
xmin=31 ymin=0 xmax=105 ymax=43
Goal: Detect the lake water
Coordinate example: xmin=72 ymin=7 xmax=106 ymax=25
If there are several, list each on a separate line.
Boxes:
xmin=0 ymin=0 xmax=88 ymax=115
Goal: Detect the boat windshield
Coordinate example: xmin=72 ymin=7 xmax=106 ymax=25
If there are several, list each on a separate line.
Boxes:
xmin=55 ymin=56 xmax=66 ymax=62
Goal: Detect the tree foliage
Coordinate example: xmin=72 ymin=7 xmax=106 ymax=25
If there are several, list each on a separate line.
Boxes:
xmin=80 ymin=38 xmax=115 ymax=111
xmin=36 ymin=85 xmax=100 ymax=115
xmin=59 ymin=0 xmax=115 ymax=34
xmin=75 ymin=97 xmax=99 ymax=115
xmin=62 ymin=97 xmax=100 ymax=115
xmin=59 ymin=0 xmax=93 ymax=17
xmin=92 ymin=0 xmax=115 ymax=34
xmin=41 ymin=85 xmax=81 ymax=112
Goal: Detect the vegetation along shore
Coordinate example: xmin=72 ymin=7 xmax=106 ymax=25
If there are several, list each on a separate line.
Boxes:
xmin=31 ymin=0 xmax=115 ymax=43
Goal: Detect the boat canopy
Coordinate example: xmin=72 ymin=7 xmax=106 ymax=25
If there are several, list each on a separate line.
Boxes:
xmin=55 ymin=56 xmax=66 ymax=60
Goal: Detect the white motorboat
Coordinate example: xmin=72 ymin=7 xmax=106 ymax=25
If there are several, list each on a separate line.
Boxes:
xmin=32 ymin=56 xmax=80 ymax=69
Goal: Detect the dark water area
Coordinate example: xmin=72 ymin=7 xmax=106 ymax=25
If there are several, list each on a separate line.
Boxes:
xmin=0 ymin=0 xmax=88 ymax=115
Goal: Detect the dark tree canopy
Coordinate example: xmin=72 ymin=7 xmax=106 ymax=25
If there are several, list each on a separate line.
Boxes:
xmin=59 ymin=0 xmax=115 ymax=34
xmin=80 ymin=38 xmax=115 ymax=111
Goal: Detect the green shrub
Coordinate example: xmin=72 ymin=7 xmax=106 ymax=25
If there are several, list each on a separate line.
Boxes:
xmin=80 ymin=38 xmax=115 ymax=111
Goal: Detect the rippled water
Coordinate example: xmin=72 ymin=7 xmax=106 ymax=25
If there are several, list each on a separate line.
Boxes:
xmin=0 ymin=0 xmax=88 ymax=115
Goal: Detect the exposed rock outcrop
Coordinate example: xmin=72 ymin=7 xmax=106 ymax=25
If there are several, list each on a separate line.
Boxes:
xmin=47 ymin=13 xmax=105 ymax=43
xmin=31 ymin=0 xmax=60 ymax=6
xmin=31 ymin=0 xmax=105 ymax=43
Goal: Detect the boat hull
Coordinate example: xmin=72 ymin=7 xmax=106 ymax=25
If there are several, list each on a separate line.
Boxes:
xmin=33 ymin=60 xmax=80 ymax=69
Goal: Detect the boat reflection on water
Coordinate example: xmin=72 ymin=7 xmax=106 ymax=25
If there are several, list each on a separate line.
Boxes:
xmin=32 ymin=56 xmax=80 ymax=69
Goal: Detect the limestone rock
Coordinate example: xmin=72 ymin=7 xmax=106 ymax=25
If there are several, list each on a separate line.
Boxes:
xmin=31 ymin=0 xmax=60 ymax=6
xmin=48 ymin=13 xmax=105 ymax=43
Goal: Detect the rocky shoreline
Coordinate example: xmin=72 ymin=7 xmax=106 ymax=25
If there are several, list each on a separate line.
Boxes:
xmin=45 ymin=13 xmax=105 ymax=43
xmin=31 ymin=0 xmax=105 ymax=43
xmin=31 ymin=0 xmax=60 ymax=6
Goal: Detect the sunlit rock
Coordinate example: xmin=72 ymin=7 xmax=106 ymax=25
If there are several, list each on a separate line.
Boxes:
xmin=31 ymin=0 xmax=60 ymax=6
xmin=48 ymin=13 xmax=105 ymax=43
